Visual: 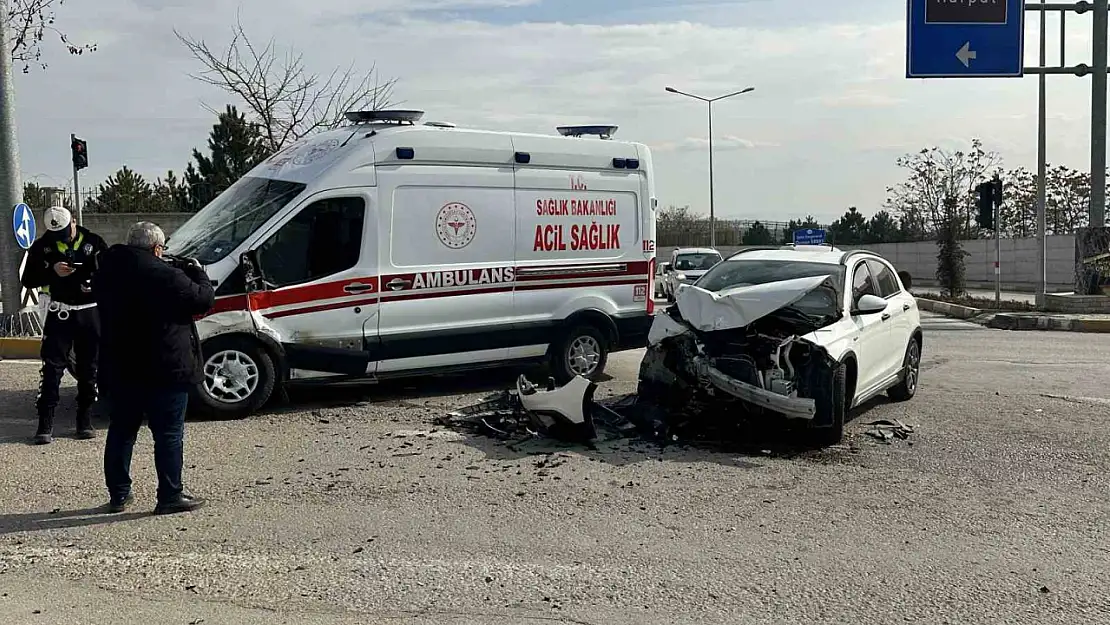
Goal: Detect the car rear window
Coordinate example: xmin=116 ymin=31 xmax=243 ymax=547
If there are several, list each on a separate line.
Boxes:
xmin=673 ymin=253 xmax=721 ymax=271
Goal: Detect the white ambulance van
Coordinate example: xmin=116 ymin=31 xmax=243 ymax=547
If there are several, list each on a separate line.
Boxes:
xmin=165 ymin=110 xmax=658 ymax=418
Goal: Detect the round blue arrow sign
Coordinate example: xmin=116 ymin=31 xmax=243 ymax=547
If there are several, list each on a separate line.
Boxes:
xmin=13 ymin=203 xmax=36 ymax=250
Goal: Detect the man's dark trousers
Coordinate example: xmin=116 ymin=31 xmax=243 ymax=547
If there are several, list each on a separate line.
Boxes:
xmin=103 ymin=385 xmax=189 ymax=505
xmin=37 ymin=307 xmax=99 ymax=417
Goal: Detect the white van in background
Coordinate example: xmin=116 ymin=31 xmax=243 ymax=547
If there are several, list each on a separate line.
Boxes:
xmin=166 ymin=111 xmax=658 ymax=418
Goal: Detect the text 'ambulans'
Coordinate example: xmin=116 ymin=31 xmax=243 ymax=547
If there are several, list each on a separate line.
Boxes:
xmin=411 ymin=267 xmax=516 ymax=289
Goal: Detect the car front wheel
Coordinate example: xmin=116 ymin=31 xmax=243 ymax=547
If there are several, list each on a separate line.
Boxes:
xmin=810 ymin=362 xmax=847 ymax=446
xmin=191 ymin=336 xmax=277 ymax=419
xmin=887 ymin=338 xmax=921 ymax=402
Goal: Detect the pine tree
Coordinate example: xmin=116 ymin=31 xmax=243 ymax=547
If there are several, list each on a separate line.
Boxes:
xmin=742 ymin=221 xmax=775 ymax=245
xmin=151 ymin=170 xmax=192 ymax=212
xmin=184 ymin=104 xmax=271 ymax=208
xmin=828 ymin=207 xmax=869 ymax=245
xmin=85 ymin=166 xmax=154 ymax=213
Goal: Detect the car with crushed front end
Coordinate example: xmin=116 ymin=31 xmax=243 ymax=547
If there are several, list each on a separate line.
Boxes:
xmin=637 ymin=245 xmax=922 ymax=445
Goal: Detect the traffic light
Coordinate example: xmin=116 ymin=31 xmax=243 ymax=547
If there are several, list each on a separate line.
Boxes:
xmin=71 ymin=136 xmax=88 ymax=171
xmin=976 ymin=178 xmax=1002 ymax=230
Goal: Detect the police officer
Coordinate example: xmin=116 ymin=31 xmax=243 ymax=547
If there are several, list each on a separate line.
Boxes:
xmin=20 ymin=205 xmax=108 ymax=444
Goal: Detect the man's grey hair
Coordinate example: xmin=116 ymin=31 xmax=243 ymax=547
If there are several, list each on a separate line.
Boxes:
xmin=126 ymin=221 xmax=166 ymax=250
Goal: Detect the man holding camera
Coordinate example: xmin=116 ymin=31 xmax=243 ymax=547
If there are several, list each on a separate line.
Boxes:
xmin=20 ymin=205 xmax=108 ymax=444
xmin=93 ymin=221 xmax=214 ymax=515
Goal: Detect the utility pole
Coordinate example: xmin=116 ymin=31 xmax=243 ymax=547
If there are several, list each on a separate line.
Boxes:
xmin=665 ymin=85 xmax=755 ymax=249
xmin=1036 ymin=0 xmax=1048 ymax=306
xmin=1092 ymin=0 xmax=1107 ymax=228
xmin=71 ymin=134 xmax=82 ymax=223
xmin=0 ymin=0 xmax=26 ymax=319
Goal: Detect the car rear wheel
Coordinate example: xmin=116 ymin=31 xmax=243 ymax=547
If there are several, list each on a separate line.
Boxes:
xmin=191 ymin=336 xmax=277 ymax=419
xmin=887 ymin=338 xmax=921 ymax=402
xmin=550 ymin=324 xmax=609 ymax=383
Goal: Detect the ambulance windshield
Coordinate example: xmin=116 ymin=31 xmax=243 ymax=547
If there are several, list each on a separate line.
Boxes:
xmin=167 ymin=176 xmax=307 ymax=264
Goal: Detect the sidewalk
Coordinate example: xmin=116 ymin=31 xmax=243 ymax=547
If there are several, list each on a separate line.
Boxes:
xmin=913 ymin=290 xmax=1110 ymax=333
xmin=913 ymin=287 xmax=1037 ymax=305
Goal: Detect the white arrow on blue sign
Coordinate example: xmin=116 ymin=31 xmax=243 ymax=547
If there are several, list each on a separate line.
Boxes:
xmin=13 ymin=203 xmax=36 ymax=250
xmin=906 ymin=0 xmax=1025 ymax=78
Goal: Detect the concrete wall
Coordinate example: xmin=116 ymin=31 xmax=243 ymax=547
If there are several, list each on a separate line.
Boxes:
xmin=657 ymin=235 xmax=1077 ymax=293
xmin=62 ymin=217 xmax=1086 ymax=292
xmin=80 ymin=213 xmax=194 ymax=245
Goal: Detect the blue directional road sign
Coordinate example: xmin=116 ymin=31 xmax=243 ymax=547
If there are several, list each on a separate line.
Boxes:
xmin=793 ymin=228 xmax=827 ymax=246
xmin=907 ymin=0 xmax=1025 ymax=78
xmin=12 ymin=203 xmax=35 ymax=250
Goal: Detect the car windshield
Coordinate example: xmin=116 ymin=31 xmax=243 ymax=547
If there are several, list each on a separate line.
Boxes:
xmin=673 ymin=253 xmax=721 ymax=271
xmin=696 ymin=259 xmax=845 ymax=318
xmin=166 ymin=176 xmax=307 ymax=264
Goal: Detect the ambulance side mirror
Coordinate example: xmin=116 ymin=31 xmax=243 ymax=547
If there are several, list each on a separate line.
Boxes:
xmin=240 ymin=250 xmax=264 ymax=293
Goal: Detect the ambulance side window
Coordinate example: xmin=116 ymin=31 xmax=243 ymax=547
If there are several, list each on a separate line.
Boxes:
xmin=256 ymin=197 xmax=365 ymax=288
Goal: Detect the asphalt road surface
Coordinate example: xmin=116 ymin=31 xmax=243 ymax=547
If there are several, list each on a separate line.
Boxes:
xmin=1 ymin=312 xmax=1109 ymax=625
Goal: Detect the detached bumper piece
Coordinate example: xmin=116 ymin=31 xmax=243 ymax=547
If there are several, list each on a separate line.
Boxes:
xmin=697 ymin=359 xmax=816 ymax=420
xmin=437 ymin=374 xmax=637 ymax=444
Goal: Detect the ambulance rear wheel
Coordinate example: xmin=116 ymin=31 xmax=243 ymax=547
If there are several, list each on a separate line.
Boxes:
xmin=191 ymin=336 xmax=277 ymax=419
xmin=550 ymin=324 xmax=609 ymax=383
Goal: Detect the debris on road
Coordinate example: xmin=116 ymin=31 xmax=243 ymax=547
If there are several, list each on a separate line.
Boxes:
xmin=864 ymin=419 xmax=915 ymax=443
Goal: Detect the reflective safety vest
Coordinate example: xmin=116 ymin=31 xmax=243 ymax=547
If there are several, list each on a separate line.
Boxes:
xmin=40 ymin=232 xmax=86 ymax=296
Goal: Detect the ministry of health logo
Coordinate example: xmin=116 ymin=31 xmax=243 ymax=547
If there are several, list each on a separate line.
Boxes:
xmin=435 ymin=202 xmax=477 ymax=249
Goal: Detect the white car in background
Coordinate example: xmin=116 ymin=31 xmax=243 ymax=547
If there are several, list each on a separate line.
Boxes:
xmin=663 ymin=247 xmax=722 ymax=301
xmin=639 ymin=245 xmax=922 ymax=445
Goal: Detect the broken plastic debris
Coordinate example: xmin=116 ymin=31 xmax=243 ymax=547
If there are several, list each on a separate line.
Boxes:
xmin=865 ymin=419 xmax=915 ymax=443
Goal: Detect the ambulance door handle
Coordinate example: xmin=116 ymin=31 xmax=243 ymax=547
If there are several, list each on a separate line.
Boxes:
xmin=386 ymin=278 xmax=411 ymax=291
xmin=343 ymin=282 xmax=375 ymax=294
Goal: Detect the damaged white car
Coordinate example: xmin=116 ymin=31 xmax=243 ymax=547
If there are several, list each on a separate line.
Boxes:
xmin=638 ymin=246 xmax=922 ymax=445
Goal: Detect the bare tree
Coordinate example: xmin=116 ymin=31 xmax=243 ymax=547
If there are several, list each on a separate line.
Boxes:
xmin=175 ymin=16 xmax=398 ymax=154
xmin=884 ymin=138 xmax=1002 ymax=239
xmin=7 ymin=0 xmax=96 ymax=72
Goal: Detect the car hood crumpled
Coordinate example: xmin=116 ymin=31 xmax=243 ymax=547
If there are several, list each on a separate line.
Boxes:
xmin=673 ymin=275 xmax=831 ymax=333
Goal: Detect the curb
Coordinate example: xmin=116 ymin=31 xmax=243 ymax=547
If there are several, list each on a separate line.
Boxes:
xmin=989 ymin=313 xmax=1110 ymax=333
xmin=914 ymin=297 xmax=983 ymax=319
xmin=0 ymin=337 xmax=41 ymax=360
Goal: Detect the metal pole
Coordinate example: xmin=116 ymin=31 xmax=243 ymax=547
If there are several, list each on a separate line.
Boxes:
xmin=995 ymin=183 xmax=1002 ymax=304
xmin=0 ymin=0 xmax=26 ymax=317
xmin=708 ymin=100 xmax=715 ymax=249
xmin=1092 ymin=0 xmax=1108 ymax=228
xmin=1037 ymin=0 xmax=1049 ymax=306
xmin=71 ymin=134 xmax=81 ymax=224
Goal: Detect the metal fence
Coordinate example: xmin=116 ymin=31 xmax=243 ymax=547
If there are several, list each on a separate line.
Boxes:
xmin=658 ymin=219 xmax=817 ymax=247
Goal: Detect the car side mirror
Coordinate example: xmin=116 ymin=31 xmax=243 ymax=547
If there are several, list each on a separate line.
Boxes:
xmin=853 ymin=293 xmax=887 ymax=315
xmin=240 ymin=250 xmax=264 ymax=294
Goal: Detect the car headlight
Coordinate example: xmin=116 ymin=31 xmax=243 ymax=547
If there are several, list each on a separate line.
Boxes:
xmin=675 ymin=273 xmax=687 ymax=281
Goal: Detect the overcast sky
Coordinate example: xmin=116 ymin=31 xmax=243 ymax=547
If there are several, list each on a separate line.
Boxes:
xmin=10 ymin=0 xmax=1100 ymax=222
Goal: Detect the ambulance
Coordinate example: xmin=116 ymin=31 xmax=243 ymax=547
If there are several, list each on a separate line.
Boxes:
xmin=165 ymin=110 xmax=658 ymax=418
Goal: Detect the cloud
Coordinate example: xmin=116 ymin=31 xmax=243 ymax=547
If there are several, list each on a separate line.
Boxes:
xmin=8 ymin=0 xmax=1103 ymax=223
xmin=654 ymin=136 xmax=779 ymax=152
xmin=811 ymin=91 xmax=905 ymax=108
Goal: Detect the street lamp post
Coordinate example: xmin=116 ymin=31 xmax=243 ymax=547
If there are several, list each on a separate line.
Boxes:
xmin=665 ymin=85 xmax=755 ymax=248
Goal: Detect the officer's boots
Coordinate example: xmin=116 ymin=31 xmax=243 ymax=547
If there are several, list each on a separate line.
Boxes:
xmin=75 ymin=407 xmax=96 ymax=440
xmin=33 ymin=409 xmax=54 ymax=445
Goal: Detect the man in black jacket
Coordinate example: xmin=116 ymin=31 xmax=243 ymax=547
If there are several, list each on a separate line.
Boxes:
xmin=93 ymin=221 xmax=215 ymax=515
xmin=20 ymin=205 xmax=109 ymax=444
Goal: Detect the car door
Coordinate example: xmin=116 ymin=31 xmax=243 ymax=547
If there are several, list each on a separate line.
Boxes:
xmin=867 ymin=258 xmax=914 ymax=376
xmin=248 ymin=192 xmax=379 ymax=377
xmin=847 ymin=260 xmax=892 ymax=396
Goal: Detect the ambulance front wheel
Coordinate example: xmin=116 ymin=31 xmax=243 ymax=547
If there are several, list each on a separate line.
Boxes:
xmin=191 ymin=335 xmax=277 ymax=419
xmin=550 ymin=324 xmax=609 ymax=384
